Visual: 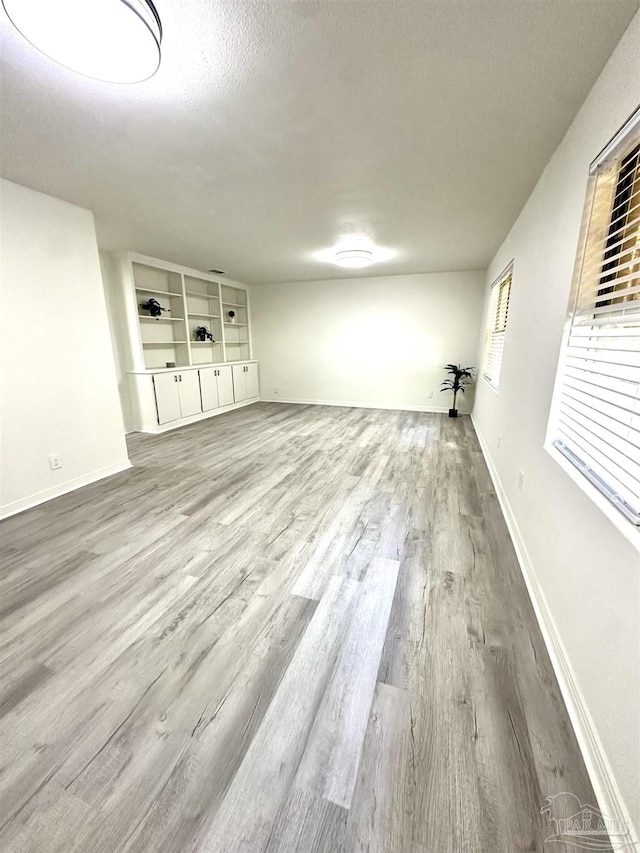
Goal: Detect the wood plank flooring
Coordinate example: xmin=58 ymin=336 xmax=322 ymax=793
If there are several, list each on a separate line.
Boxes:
xmin=0 ymin=403 xmax=608 ymax=852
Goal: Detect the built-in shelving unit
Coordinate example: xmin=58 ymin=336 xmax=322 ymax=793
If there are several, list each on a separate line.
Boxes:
xmin=184 ymin=274 xmax=224 ymax=366
xmin=103 ymin=251 xmax=258 ymax=435
xmin=118 ymin=255 xmax=253 ymax=370
xmin=134 ymin=263 xmax=189 ymax=369
xmin=220 ymin=285 xmax=250 ymax=362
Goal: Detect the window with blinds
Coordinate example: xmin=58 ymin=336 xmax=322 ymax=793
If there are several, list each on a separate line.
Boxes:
xmin=482 ymin=265 xmax=512 ymax=390
xmin=550 ymin=113 xmax=640 ymax=525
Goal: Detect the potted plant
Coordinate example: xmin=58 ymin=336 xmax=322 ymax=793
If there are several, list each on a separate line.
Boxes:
xmin=227 ymin=309 xmax=236 ymax=324
xmin=440 ymin=363 xmax=474 ymax=417
xmin=194 ymin=326 xmax=215 ymax=342
xmin=140 ymin=298 xmax=169 ymax=319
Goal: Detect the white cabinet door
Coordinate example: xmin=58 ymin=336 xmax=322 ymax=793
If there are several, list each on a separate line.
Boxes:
xmin=232 ymin=364 xmax=247 ymax=402
xmin=178 ymin=371 xmax=202 ymax=417
xmin=245 ymin=363 xmax=259 ymax=398
xmin=199 ymin=367 xmax=219 ymax=412
xmin=153 ymin=373 xmax=182 ymax=424
xmin=218 ymin=366 xmax=234 ymax=407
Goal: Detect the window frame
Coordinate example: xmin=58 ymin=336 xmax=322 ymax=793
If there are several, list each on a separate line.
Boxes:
xmin=481 ymin=261 xmax=514 ymax=392
xmin=546 ymin=108 xmax=640 ymax=530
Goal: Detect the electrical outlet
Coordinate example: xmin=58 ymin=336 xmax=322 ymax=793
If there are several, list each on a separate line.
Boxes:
xmin=427 ymin=390 xmax=433 ymax=399
xmin=497 ymin=434 xmax=502 ymax=449
xmin=517 ymin=469 xmax=524 ymax=490
xmin=49 ymin=454 xmax=62 ymax=470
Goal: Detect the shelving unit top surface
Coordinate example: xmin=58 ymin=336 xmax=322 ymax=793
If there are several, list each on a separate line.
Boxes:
xmin=125 ymin=252 xmax=247 ymax=288
xmin=129 ymin=359 xmax=257 ymax=375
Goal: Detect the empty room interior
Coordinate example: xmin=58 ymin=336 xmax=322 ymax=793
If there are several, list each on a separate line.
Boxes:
xmin=1 ymin=1 xmax=640 ymax=851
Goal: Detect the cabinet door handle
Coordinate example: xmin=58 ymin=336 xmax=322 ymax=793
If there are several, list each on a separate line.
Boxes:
xmin=174 ymin=375 xmax=178 ymax=382
xmin=179 ymin=375 xmax=182 ymax=382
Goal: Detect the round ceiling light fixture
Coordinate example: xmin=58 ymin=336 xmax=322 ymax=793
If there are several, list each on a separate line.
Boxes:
xmin=334 ymin=249 xmax=375 ymax=269
xmin=1 ymin=0 xmax=162 ymax=83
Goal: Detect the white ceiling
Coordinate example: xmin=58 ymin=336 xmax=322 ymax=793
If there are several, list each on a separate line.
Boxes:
xmin=1 ymin=0 xmax=638 ymax=284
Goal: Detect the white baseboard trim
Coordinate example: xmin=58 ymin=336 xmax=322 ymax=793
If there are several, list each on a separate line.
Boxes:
xmin=470 ymin=413 xmax=637 ymax=843
xmin=259 ymin=396 xmax=471 ymax=415
xmin=0 ymin=459 xmax=133 ymax=521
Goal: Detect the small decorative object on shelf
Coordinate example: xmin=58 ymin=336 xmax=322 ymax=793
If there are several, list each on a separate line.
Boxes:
xmin=140 ymin=298 xmax=169 ymax=319
xmin=194 ymin=325 xmax=215 ymax=342
xmin=166 ymin=361 xmax=176 ymax=368
xmin=227 ymin=309 xmax=236 ymax=323
xmin=440 ymin=363 xmax=475 ymax=417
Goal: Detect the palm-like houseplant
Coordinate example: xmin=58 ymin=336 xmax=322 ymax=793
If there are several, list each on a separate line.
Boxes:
xmin=194 ymin=325 xmax=215 ymax=342
xmin=441 ymin=363 xmax=474 ymax=417
xmin=139 ymin=297 xmax=169 ymax=319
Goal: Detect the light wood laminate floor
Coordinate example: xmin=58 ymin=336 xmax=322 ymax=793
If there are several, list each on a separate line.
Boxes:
xmin=0 ymin=403 xmax=607 ymax=852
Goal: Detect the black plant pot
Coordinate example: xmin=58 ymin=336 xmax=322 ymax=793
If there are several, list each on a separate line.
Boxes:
xmin=449 ymin=408 xmax=458 ymax=418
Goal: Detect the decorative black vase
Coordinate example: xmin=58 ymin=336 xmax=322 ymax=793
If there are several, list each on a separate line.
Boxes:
xmin=449 ymin=408 xmax=458 ymax=418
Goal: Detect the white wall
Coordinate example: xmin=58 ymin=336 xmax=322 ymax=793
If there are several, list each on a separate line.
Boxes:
xmin=0 ymin=179 xmax=130 ymax=517
xmin=252 ymin=272 xmax=485 ymax=412
xmin=472 ymin=12 xmax=640 ymax=835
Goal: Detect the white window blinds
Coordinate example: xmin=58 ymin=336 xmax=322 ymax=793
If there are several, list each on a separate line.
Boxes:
xmin=482 ymin=266 xmax=512 ymax=390
xmin=551 ymin=116 xmax=640 ymax=525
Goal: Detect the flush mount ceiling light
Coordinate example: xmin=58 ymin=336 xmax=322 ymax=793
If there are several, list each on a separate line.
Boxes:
xmin=1 ymin=0 xmax=162 ymax=83
xmin=313 ymin=240 xmax=396 ymax=268
xmin=334 ymin=249 xmax=375 ymax=268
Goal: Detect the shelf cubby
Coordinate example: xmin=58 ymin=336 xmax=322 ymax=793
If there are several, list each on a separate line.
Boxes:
xmin=225 ymin=342 xmax=251 ymax=362
xmin=191 ymin=341 xmax=225 ymax=366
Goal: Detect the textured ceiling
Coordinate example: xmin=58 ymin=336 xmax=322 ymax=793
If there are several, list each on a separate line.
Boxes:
xmin=1 ymin=0 xmax=638 ymax=284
